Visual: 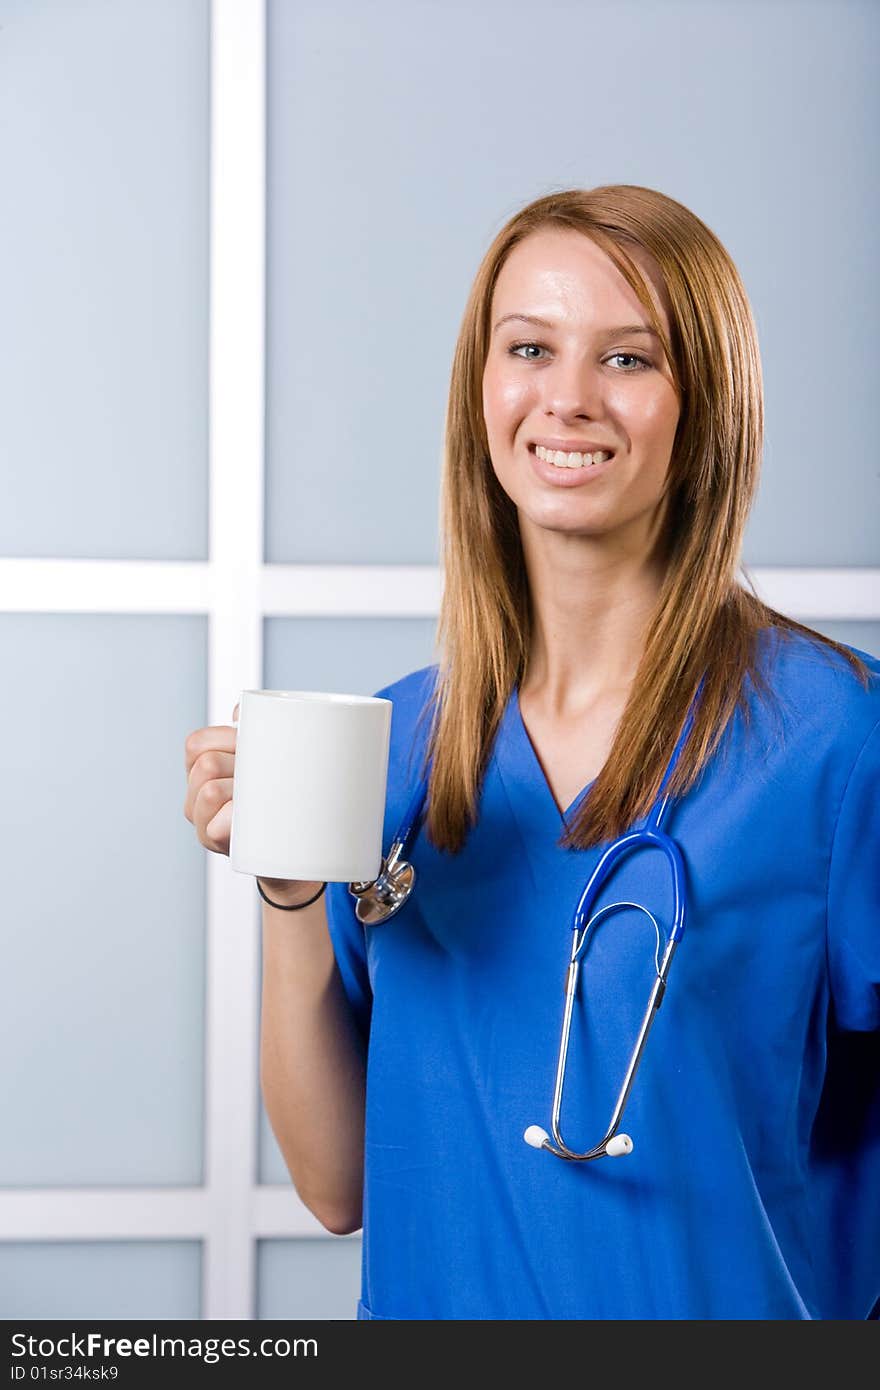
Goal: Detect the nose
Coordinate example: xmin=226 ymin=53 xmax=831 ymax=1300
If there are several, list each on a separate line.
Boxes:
xmin=540 ymin=354 xmax=603 ymax=422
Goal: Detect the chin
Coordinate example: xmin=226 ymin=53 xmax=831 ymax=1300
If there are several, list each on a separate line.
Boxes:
xmin=519 ymin=505 xmax=610 ymax=538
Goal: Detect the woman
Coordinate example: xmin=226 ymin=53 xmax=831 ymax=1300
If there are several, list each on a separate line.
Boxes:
xmin=185 ymin=186 xmax=879 ymax=1319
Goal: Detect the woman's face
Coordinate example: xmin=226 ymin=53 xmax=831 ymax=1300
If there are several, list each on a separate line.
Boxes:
xmin=481 ymin=227 xmax=681 ymax=548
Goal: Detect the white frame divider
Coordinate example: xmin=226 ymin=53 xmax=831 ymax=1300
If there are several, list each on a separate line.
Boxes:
xmin=0 ymin=0 xmax=877 ymax=1324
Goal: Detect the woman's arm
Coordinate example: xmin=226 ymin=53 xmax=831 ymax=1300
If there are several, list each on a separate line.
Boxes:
xmin=259 ymin=887 xmax=366 ymax=1234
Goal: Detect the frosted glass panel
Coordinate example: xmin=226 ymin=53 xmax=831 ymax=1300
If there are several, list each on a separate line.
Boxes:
xmin=266 ymin=0 xmax=878 ymax=566
xmin=0 ymin=0 xmax=209 ymax=560
xmin=805 ymin=620 xmax=880 ymax=660
xmin=258 ymin=616 xmax=437 ymax=1184
xmin=0 ymin=1241 xmax=201 ymax=1320
xmin=0 ymin=615 xmax=207 ymax=1186
xmin=256 ymin=1238 xmax=360 ymax=1320
xmin=262 ymin=615 xmax=439 ymax=702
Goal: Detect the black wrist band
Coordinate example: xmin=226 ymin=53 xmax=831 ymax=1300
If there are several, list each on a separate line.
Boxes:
xmin=256 ymin=878 xmax=327 ymax=911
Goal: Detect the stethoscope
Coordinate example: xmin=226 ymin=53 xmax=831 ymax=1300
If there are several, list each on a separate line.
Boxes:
xmin=348 ymin=676 xmax=705 ymax=1163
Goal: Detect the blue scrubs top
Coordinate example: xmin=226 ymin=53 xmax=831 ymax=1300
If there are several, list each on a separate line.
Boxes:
xmin=325 ymin=629 xmax=880 ymax=1320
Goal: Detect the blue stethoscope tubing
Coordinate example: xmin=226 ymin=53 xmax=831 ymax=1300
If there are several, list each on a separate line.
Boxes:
xmin=348 ymin=675 xmax=707 ymax=1162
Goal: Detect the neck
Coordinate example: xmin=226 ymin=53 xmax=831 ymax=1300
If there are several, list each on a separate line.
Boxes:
xmin=518 ymin=524 xmax=667 ymax=716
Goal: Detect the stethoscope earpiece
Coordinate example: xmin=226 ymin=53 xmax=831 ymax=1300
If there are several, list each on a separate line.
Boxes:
xmin=523 ymin=1125 xmax=550 ymax=1150
xmin=604 ymin=1133 xmax=633 ymax=1157
xmin=522 ymin=1125 xmax=633 ymax=1157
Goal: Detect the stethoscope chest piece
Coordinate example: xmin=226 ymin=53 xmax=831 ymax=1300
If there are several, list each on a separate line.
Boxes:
xmin=350 ymin=859 xmax=416 ymax=926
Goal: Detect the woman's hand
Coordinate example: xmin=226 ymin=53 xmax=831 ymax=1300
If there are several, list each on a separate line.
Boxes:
xmin=183 ymin=702 xmax=322 ymax=905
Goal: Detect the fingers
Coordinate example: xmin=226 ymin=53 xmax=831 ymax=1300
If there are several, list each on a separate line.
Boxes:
xmin=184 ymin=725 xmax=237 ymax=778
xmin=182 ymin=709 xmax=240 ymax=854
xmin=204 ymin=790 xmax=234 ymax=851
xmin=183 ymin=750 xmax=235 ymax=824
xmin=193 ymin=775 xmax=234 ymax=850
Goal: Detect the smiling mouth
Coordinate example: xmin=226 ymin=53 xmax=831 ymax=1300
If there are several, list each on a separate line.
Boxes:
xmin=529 ymin=443 xmax=614 ymax=469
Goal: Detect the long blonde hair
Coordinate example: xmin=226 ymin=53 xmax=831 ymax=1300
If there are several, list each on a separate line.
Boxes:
xmin=417 ymin=185 xmax=872 ymax=854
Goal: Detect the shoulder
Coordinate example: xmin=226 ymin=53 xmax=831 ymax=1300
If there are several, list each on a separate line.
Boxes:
xmin=372 ymin=661 xmax=440 ymax=709
xmin=745 ymin=626 xmax=880 ymax=784
xmin=372 ymin=662 xmax=440 ymax=770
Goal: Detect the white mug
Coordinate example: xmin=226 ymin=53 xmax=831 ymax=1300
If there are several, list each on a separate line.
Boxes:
xmin=228 ymin=689 xmax=392 ymax=884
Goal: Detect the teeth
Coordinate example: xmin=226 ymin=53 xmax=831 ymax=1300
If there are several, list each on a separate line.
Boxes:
xmin=535 ymin=445 xmax=610 ymax=468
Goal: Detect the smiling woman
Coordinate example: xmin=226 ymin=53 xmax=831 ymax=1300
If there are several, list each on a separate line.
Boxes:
xmin=475 ymin=226 xmax=688 ymax=812
xmin=245 ymin=184 xmax=880 ymax=1322
xmin=424 ymin=186 xmax=872 ymax=855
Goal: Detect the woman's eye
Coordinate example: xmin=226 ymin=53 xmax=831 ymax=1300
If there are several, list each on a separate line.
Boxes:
xmin=507 ymin=343 xmax=651 ymax=370
xmin=607 ymin=352 xmax=651 ymax=370
xmin=509 ymin=341 xmax=546 ymax=360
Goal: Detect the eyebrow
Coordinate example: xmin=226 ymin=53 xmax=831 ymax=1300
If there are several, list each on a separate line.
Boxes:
xmin=492 ymin=312 xmax=661 ymax=340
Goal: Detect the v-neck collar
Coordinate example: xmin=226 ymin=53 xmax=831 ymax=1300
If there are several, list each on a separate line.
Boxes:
xmin=491 ymin=685 xmax=599 ymax=892
xmin=508 ymin=685 xmax=597 ymax=825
